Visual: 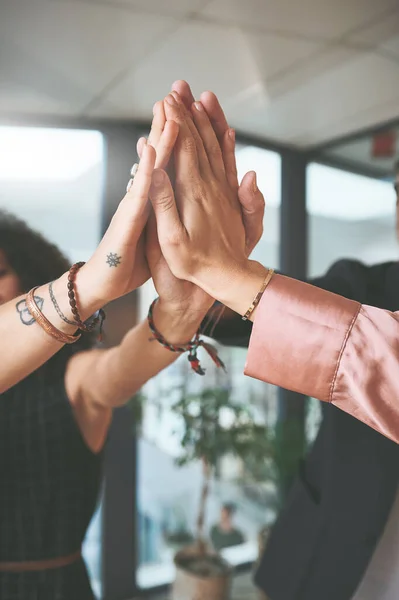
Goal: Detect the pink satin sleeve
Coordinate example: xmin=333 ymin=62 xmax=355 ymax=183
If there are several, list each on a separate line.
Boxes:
xmin=244 ymin=274 xmax=399 ymax=443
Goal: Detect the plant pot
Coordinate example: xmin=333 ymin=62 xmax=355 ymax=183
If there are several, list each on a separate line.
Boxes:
xmin=172 ymin=546 xmax=233 ymax=600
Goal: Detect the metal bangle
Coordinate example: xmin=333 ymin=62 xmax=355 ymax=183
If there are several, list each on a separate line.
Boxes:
xmin=242 ymin=268 xmax=275 ymax=321
xmin=26 ymin=287 xmax=81 ymax=345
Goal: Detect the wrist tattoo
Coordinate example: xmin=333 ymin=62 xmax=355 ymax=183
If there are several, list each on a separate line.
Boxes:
xmin=16 ymin=296 xmax=44 ymax=326
xmin=49 ymin=280 xmax=76 ymax=326
xmin=106 ymin=252 xmax=122 ymax=268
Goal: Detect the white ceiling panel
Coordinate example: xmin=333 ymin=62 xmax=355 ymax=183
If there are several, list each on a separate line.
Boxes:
xmin=0 ymin=0 xmax=398 ymax=148
xmin=0 ymin=0 xmax=177 ymax=115
xmin=270 ymin=53 xmax=399 ymax=145
xmin=90 ymin=26 xmax=322 ymax=119
xmin=234 ymin=33 xmax=321 ymax=82
xmin=266 ymin=46 xmax=360 ymax=99
xmin=348 ymin=10 xmax=399 ymax=57
xmin=201 ymin=0 xmax=398 ymax=40
xmin=76 ymin=0 xmax=206 ymax=17
xmin=89 ymin=22 xmax=269 ymax=119
xmin=300 ymin=94 xmax=399 ymax=147
xmin=205 ymin=46 xmax=358 ymax=142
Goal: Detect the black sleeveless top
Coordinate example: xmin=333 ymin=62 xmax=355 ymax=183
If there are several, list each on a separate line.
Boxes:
xmin=0 ymin=364 xmax=103 ymax=599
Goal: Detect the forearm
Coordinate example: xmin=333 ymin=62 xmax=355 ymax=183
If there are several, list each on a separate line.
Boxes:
xmin=0 ymin=269 xmax=100 ymax=393
xmin=84 ymin=300 xmax=205 ymax=408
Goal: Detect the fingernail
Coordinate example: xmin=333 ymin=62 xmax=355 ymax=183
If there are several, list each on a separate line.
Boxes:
xmin=171 ymin=91 xmax=182 ymax=104
xmin=229 ymin=128 xmax=235 ymax=142
xmin=165 ymin=94 xmax=176 ymax=106
xmin=153 ymin=102 xmax=159 ymax=115
xmin=252 ymin=172 xmax=258 ymax=193
xmin=194 ymin=101 xmax=203 ymax=111
xmin=152 ymin=170 xmax=165 ymax=187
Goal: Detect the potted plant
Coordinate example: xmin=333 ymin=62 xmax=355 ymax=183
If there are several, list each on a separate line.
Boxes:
xmin=169 ymin=382 xmax=272 ymax=600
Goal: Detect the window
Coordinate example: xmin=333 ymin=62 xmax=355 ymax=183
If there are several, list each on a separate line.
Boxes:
xmin=137 ymin=144 xmax=281 ymax=589
xmin=0 ymin=126 xmax=104 ymax=262
xmin=307 ymin=163 xmax=396 ymax=277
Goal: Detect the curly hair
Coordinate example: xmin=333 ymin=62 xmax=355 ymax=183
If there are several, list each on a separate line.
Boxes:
xmin=0 ymin=210 xmax=94 ymax=376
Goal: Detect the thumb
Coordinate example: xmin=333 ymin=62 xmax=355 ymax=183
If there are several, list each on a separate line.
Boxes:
xmin=238 ymin=171 xmax=265 ymax=255
xmin=149 ymin=169 xmax=185 ymax=245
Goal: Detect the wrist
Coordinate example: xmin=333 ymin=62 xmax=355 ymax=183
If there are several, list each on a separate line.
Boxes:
xmin=153 ymin=299 xmax=204 ymax=345
xmin=51 ymin=271 xmax=103 ymax=324
xmin=196 ymin=260 xmax=268 ymax=319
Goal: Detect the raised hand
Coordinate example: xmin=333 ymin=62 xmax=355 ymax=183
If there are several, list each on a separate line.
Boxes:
xmin=143 ymin=99 xmax=214 ymax=319
xmin=81 ymin=118 xmax=179 ymax=306
xmin=149 ymin=93 xmax=266 ymax=309
xmin=172 ymin=80 xmax=264 ymax=255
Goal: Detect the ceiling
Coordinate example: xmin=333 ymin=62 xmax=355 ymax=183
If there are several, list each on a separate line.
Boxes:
xmin=1 ymin=0 xmax=399 ymax=148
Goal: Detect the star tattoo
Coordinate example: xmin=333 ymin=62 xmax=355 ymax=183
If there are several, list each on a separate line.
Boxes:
xmin=106 ymin=252 xmax=122 ymax=268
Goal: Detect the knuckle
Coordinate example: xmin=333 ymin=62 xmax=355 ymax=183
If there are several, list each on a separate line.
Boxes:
xmin=155 ymin=192 xmax=174 ymax=212
xmin=181 ymin=137 xmax=197 ymax=155
xmin=192 ymin=182 xmax=206 ymax=202
xmin=208 ymin=141 xmax=221 ymax=157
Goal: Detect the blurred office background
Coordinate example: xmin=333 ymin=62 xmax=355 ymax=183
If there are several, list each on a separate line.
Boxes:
xmin=0 ymin=1 xmax=398 ymax=598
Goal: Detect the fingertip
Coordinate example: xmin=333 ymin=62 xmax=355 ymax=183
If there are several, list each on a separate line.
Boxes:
xmin=241 ymin=170 xmax=257 ymax=191
xmin=170 ymin=90 xmax=183 ymax=104
xmin=251 ymin=171 xmax=258 ymax=193
xmin=172 ymin=80 xmax=195 ymax=103
xmin=143 ymin=143 xmax=156 ymax=164
xmin=193 ymin=101 xmax=204 ymax=112
xmin=172 ymin=79 xmax=187 ymax=91
xmin=200 ymin=90 xmax=216 ymax=103
xmin=136 ymin=136 xmax=147 ymax=157
xmin=153 ymin=101 xmax=162 ymax=115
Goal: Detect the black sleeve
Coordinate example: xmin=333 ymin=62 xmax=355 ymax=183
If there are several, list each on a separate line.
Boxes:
xmin=208 ymin=259 xmax=368 ymax=349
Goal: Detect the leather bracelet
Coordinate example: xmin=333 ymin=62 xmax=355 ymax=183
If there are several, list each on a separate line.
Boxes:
xmin=242 ymin=268 xmax=274 ymax=321
xmin=147 ymin=298 xmax=225 ymax=375
xmin=26 ymin=287 xmax=81 ymax=345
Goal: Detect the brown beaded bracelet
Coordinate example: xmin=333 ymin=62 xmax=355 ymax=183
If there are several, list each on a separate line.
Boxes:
xmin=67 ymin=262 xmax=106 ymax=339
xmin=26 ymin=288 xmax=81 ymax=345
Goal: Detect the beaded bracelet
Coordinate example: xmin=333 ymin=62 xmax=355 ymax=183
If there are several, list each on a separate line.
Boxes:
xmin=67 ymin=262 xmax=106 ymax=341
xmin=147 ymin=299 xmax=225 ymax=375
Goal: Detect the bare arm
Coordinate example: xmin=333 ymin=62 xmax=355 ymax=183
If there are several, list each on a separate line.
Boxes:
xmin=65 ymin=300 xmax=205 ymax=452
xmin=68 ymin=300 xmax=203 ymax=409
xmin=0 ymin=141 xmax=177 ymax=395
xmin=0 ymin=272 xmax=99 ymax=394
